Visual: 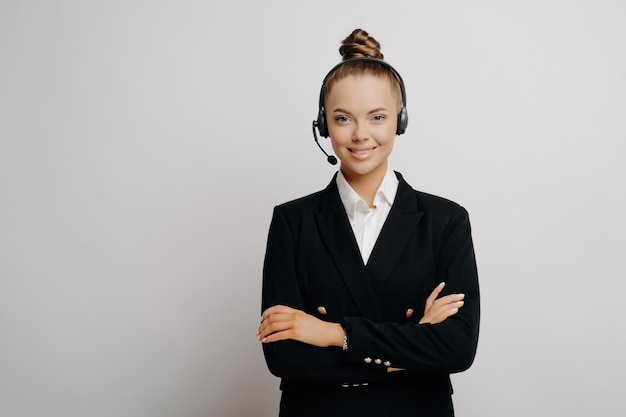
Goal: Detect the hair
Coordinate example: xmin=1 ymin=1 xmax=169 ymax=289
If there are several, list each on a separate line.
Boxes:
xmin=323 ymin=29 xmax=402 ymax=109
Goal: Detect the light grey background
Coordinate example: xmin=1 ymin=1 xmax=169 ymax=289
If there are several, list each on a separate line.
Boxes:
xmin=1 ymin=1 xmax=624 ymax=416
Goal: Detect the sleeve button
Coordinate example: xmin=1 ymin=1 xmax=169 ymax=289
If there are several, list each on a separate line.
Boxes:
xmin=374 ymin=358 xmax=382 ymax=365
xmin=364 ymin=357 xmax=372 ymax=364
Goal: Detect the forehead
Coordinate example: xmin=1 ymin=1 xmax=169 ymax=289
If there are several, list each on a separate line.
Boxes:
xmin=325 ymin=74 xmax=399 ymax=109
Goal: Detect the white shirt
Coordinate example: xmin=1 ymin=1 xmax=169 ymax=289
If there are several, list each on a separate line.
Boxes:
xmin=336 ymin=168 xmax=399 ymax=264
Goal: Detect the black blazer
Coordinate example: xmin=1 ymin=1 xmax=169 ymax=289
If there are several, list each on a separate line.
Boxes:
xmin=261 ymin=172 xmax=480 ymax=417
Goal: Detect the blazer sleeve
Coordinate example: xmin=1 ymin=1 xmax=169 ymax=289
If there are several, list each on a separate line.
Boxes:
xmin=261 ymin=206 xmax=387 ymax=384
xmin=343 ymin=205 xmax=480 ymax=374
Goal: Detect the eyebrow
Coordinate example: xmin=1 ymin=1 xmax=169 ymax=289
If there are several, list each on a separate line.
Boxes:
xmin=332 ymin=107 xmax=390 ymax=115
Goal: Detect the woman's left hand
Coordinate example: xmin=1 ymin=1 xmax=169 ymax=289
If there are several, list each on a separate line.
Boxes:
xmin=419 ymin=282 xmax=465 ymax=325
xmin=258 ymin=305 xmax=344 ymax=348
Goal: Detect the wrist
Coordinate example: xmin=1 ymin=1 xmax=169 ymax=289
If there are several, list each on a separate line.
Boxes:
xmin=329 ymin=323 xmax=346 ymax=348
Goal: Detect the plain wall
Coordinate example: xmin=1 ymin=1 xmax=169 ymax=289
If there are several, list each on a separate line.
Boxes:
xmin=1 ymin=1 xmax=624 ymax=416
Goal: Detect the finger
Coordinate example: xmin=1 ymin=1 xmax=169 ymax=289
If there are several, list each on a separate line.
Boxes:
xmin=421 ymin=299 xmax=465 ymax=324
xmin=432 ymin=293 xmax=465 ymax=306
xmin=260 ymin=305 xmax=295 ymax=322
xmin=447 ymin=301 xmax=464 ymax=314
xmin=260 ymin=305 xmax=287 ymax=321
xmin=258 ymin=317 xmax=295 ymax=340
xmin=436 ymin=300 xmax=465 ymax=316
xmin=435 ymin=302 xmax=465 ymax=320
xmin=258 ymin=313 xmax=296 ymax=337
xmin=260 ymin=328 xmax=294 ymax=343
xmin=259 ymin=311 xmax=313 ymax=342
xmin=425 ymin=282 xmax=445 ymax=306
xmin=264 ymin=312 xmax=296 ymax=324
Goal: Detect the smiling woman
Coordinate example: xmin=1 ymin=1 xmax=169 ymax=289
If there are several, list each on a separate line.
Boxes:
xmin=326 ymin=74 xmax=398 ymax=195
xmin=258 ymin=28 xmax=480 ymax=417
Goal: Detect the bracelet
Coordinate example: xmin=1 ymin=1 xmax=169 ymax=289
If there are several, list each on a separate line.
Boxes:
xmin=342 ymin=331 xmax=349 ymax=352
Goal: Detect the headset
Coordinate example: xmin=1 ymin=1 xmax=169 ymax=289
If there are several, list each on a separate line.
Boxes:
xmin=312 ymin=58 xmax=409 ymax=165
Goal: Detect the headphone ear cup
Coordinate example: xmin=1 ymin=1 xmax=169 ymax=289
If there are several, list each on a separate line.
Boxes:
xmin=396 ymin=107 xmax=408 ymax=135
xmin=317 ymin=109 xmax=329 ymax=138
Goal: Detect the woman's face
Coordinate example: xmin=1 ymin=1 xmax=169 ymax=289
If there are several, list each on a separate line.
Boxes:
xmin=325 ymin=74 xmax=399 ymax=183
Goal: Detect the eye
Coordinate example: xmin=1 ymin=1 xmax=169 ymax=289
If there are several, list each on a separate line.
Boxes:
xmin=335 ymin=116 xmax=350 ymax=123
xmin=372 ymin=115 xmax=386 ymax=122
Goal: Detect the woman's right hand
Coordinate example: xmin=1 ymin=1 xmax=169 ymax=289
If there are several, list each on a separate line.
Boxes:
xmin=419 ymin=282 xmax=465 ymax=325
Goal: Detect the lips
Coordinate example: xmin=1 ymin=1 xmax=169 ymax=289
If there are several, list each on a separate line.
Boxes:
xmin=348 ymin=147 xmax=376 ymax=160
xmin=349 ymin=147 xmax=376 ymax=154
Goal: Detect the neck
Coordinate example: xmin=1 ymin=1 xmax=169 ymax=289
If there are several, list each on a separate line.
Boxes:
xmin=341 ymin=165 xmax=388 ymax=207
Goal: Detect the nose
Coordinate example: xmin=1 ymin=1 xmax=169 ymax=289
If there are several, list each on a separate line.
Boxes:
xmin=352 ymin=121 xmax=370 ymax=142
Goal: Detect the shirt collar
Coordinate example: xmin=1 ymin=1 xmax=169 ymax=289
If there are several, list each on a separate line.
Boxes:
xmin=336 ymin=168 xmax=399 ymax=220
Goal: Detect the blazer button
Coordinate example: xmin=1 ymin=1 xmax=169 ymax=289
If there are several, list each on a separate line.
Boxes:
xmin=405 ymin=308 xmax=414 ymax=318
xmin=317 ymin=306 xmax=328 ymax=315
xmin=383 ymin=361 xmax=391 ymax=367
xmin=374 ymin=358 xmax=382 ymax=365
xmin=364 ymin=357 xmax=372 ymax=364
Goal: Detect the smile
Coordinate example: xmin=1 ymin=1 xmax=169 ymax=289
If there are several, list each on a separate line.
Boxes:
xmin=349 ymin=147 xmax=376 ymax=154
xmin=348 ymin=147 xmax=376 ymax=160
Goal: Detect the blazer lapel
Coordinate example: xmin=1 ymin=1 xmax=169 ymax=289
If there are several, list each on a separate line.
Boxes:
xmin=366 ymin=173 xmax=424 ymax=292
xmin=314 ymin=177 xmax=383 ymax=321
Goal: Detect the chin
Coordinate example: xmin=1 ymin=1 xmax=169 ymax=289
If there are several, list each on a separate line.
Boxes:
xmin=341 ymin=162 xmax=386 ymax=178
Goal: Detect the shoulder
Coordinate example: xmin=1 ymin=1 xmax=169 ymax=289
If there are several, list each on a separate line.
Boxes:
xmin=272 ymin=175 xmax=339 ymax=217
xmin=275 ymin=189 xmax=326 ymax=214
xmin=395 ymin=173 xmax=471 ymax=239
xmin=396 ymin=172 xmax=468 ymax=218
xmin=268 ymin=188 xmax=334 ymax=229
xmin=413 ymin=190 xmax=470 ymax=237
xmin=415 ymin=190 xmax=468 ymax=217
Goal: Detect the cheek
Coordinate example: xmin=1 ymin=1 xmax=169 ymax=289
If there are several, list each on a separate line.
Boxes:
xmin=377 ymin=126 xmax=397 ymax=145
xmin=382 ymin=139 xmax=395 ymax=156
xmin=329 ymin=139 xmax=343 ymax=155
xmin=327 ymin=129 xmax=350 ymax=147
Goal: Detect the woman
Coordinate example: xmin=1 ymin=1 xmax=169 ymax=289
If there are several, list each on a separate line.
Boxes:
xmin=258 ymin=28 xmax=480 ymax=417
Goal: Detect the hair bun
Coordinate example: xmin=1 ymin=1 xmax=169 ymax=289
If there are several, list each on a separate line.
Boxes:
xmin=339 ymin=28 xmax=384 ymax=60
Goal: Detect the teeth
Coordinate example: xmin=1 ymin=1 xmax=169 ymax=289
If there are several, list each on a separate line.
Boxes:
xmin=351 ymin=148 xmax=373 ymax=153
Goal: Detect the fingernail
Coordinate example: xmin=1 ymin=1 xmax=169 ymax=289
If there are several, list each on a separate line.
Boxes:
xmin=439 ymin=282 xmax=445 ymax=287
